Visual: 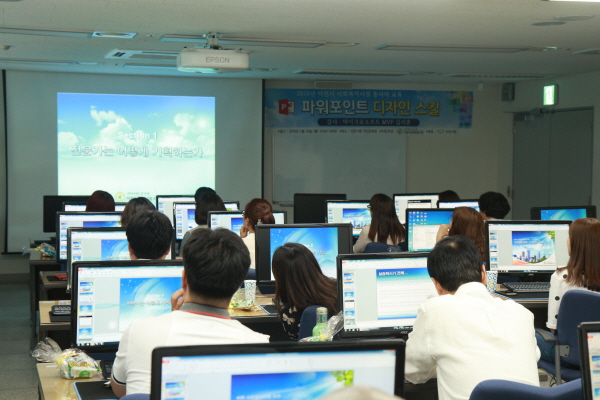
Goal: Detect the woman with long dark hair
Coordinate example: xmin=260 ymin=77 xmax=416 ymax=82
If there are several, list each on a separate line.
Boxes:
xmin=272 ymin=242 xmax=339 ymax=340
xmin=353 ymin=193 xmax=406 ymax=253
xmin=240 ymin=198 xmax=276 ymax=269
xmin=436 ymin=206 xmax=487 ymax=262
xmin=85 ymin=190 xmax=115 ymax=212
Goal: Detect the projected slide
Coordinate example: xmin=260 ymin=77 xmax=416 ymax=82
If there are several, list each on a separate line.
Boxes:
xmin=100 ymin=240 xmax=129 ymax=261
xmin=231 ymin=371 xmax=352 ymax=400
xmin=342 ymin=209 xmax=370 ymax=231
xmin=270 ymin=227 xmax=339 ymax=278
xmin=512 ymin=231 xmax=556 ymax=265
xmin=118 ymin=277 xmax=181 ymax=331
xmin=541 ymin=209 xmax=586 ymax=221
xmin=57 ymin=93 xmax=215 ymax=201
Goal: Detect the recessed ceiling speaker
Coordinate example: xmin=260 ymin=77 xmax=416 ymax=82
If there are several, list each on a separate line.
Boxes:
xmin=502 ymin=82 xmax=515 ymax=102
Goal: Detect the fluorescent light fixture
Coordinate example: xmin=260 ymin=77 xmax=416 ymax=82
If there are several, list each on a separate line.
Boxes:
xmin=295 ymin=69 xmax=412 ymax=76
xmin=376 ymin=44 xmax=532 ymax=53
xmin=543 ymin=84 xmax=558 ymax=106
xmin=0 ymin=57 xmax=75 ymax=65
xmin=0 ymin=26 xmax=92 ymax=38
xmin=123 ymin=63 xmax=177 ymax=69
xmin=92 ymin=31 xmax=137 ymax=39
xmin=160 ymin=34 xmax=325 ymax=48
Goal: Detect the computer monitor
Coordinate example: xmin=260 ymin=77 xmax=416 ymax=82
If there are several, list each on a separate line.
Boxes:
xmin=294 ymin=193 xmax=347 ymax=223
xmin=437 ymin=199 xmax=480 ymax=211
xmin=578 ymin=322 xmax=600 ymax=400
xmin=223 ymin=201 xmax=240 ymax=211
xmin=43 ymin=195 xmax=89 ymax=233
xmin=71 ymin=260 xmax=184 ymax=353
xmin=326 ymin=200 xmax=371 ymax=237
xmin=337 ymin=252 xmax=435 ymax=339
xmin=485 ymin=220 xmax=571 ymax=275
xmin=56 ymin=212 xmax=122 ymax=260
xmin=156 ymin=195 xmax=195 ymax=226
xmin=531 ymin=205 xmax=597 ymax=221
xmin=173 ymin=202 xmax=197 ymax=241
xmin=406 ymin=209 xmax=454 ymax=252
xmin=255 ymin=223 xmax=353 ymax=282
xmin=66 ymin=227 xmax=128 ymax=292
xmin=151 ymin=340 xmax=405 ymax=400
xmin=208 ymin=210 xmax=287 ymax=234
xmin=63 ymin=202 xmax=126 ymax=212
xmin=393 ymin=193 xmax=439 ymax=224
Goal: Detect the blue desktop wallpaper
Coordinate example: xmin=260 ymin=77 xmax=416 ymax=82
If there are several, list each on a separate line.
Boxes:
xmin=230 ymin=371 xmax=350 ymax=400
xmin=408 ymin=210 xmax=453 ymax=226
xmin=540 ymin=209 xmax=586 ymax=221
xmin=270 ymin=227 xmax=339 ymax=278
xmin=100 ymin=239 xmax=129 ymax=261
xmin=118 ymin=276 xmax=182 ymax=331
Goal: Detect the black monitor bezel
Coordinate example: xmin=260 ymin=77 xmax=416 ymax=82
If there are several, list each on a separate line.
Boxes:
xmin=293 ymin=193 xmax=347 ymax=223
xmin=71 ymin=259 xmax=185 ymax=354
xmin=405 ymin=208 xmax=454 ymax=252
xmin=484 ymin=219 xmax=572 ymax=274
xmin=530 ymin=205 xmax=597 ymax=220
xmin=255 ymin=223 xmax=353 ymax=283
xmin=56 ymin=212 xmax=122 ymax=261
xmin=436 ymin=199 xmax=480 ymax=210
xmin=578 ymin=321 xmax=600 ymax=400
xmin=150 ymin=340 xmax=406 ymax=400
xmin=66 ymin=226 xmax=128 ymax=292
xmin=336 ymin=251 xmax=430 ymax=340
xmin=43 ymin=195 xmax=90 ymax=233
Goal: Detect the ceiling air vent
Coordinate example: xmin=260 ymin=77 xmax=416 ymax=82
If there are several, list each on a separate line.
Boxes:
xmin=105 ymin=49 xmax=178 ymax=61
xmin=446 ymin=73 xmax=555 ymax=80
xmin=295 ymin=69 xmax=420 ymax=77
xmin=376 ymin=44 xmax=533 ymax=53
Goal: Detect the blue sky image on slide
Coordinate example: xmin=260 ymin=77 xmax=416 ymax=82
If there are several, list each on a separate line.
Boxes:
xmin=100 ymin=239 xmax=129 ymax=261
xmin=342 ymin=209 xmax=371 ymax=229
xmin=57 ymin=93 xmax=215 ymax=200
xmin=541 ymin=209 xmax=586 ymax=221
xmin=118 ymin=276 xmax=181 ymax=331
xmin=512 ymin=231 xmax=556 ymax=266
xmin=231 ymin=217 xmax=244 ymax=233
xmin=270 ymin=227 xmax=339 ymax=278
xmin=231 ymin=371 xmax=350 ymax=400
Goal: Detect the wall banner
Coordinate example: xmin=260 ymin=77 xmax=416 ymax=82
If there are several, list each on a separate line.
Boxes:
xmin=265 ymin=89 xmax=473 ymax=136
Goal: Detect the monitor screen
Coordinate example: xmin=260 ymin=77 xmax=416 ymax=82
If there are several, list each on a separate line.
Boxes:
xmin=223 ymin=201 xmax=240 ymax=211
xmin=293 ymin=193 xmax=347 ymax=223
xmin=208 ymin=211 xmax=287 ymax=235
xmin=337 ymin=252 xmax=435 ymax=339
xmin=63 ymin=203 xmax=126 ymax=212
xmin=156 ymin=195 xmax=195 ymax=226
xmin=152 ymin=341 xmax=404 ymax=400
xmin=531 ymin=205 xmax=596 ymax=221
xmin=255 ymin=223 xmax=353 ymax=282
xmin=393 ymin=193 xmax=439 ymax=224
xmin=57 ymin=212 xmax=122 ymax=260
xmin=43 ymin=195 xmax=90 ymax=233
xmin=67 ymin=227 xmax=129 ymax=291
xmin=173 ymin=202 xmax=197 ymax=240
xmin=326 ymin=200 xmax=371 ymax=237
xmin=406 ymin=209 xmax=454 ymax=252
xmin=437 ymin=200 xmax=480 ymax=212
xmin=71 ymin=260 xmax=184 ymax=352
xmin=486 ymin=220 xmax=571 ymax=274
xmin=579 ymin=322 xmax=600 ymax=400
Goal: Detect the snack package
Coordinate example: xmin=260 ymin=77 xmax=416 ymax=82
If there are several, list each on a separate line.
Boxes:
xmin=23 ymin=243 xmax=57 ymax=258
xmin=32 ymin=338 xmax=100 ymax=379
xmin=300 ymin=311 xmax=344 ymax=342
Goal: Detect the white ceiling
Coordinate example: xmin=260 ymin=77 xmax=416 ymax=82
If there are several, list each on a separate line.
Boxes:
xmin=1 ymin=0 xmax=600 ymax=83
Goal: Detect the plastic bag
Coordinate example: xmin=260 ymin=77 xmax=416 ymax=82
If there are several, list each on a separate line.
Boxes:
xmin=32 ymin=338 xmax=100 ymax=379
xmin=23 ymin=243 xmax=56 ymax=258
xmin=300 ymin=311 xmax=344 ymax=342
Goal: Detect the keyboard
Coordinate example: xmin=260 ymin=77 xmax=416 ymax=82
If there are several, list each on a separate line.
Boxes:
xmin=100 ymin=360 xmax=114 ymax=380
xmin=503 ymin=282 xmax=550 ymax=293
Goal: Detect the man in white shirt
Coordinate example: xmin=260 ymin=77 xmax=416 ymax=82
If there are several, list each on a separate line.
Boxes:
xmin=111 ymin=228 xmax=269 ymax=397
xmin=405 ymin=235 xmax=540 ymax=400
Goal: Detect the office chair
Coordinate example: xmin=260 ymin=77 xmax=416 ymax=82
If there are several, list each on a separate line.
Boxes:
xmin=120 ymin=394 xmax=150 ymax=400
xmin=298 ymin=305 xmax=324 ymax=340
xmin=536 ymin=290 xmax=600 ymax=384
xmin=469 ymin=378 xmax=582 ymax=400
xmin=364 ymin=242 xmax=406 ymax=253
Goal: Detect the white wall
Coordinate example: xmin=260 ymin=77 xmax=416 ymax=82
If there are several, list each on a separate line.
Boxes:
xmin=502 ymin=71 xmax=600 ymax=206
xmin=264 ymin=80 xmax=513 ymax=214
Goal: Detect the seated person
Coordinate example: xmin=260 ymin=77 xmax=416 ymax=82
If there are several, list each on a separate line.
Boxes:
xmin=272 ymin=242 xmax=338 ymax=340
xmin=86 ymin=190 xmax=115 ymax=211
xmin=438 ymin=190 xmax=460 ymax=202
xmin=436 ymin=207 xmax=487 ymax=263
xmin=239 ymin=198 xmax=276 ymax=269
xmin=478 ymin=191 xmax=510 ymax=220
xmin=180 ymin=191 xmax=226 ymax=252
xmin=126 ymin=210 xmax=172 ymax=260
xmin=353 ymin=193 xmax=406 ymax=253
xmin=537 ymin=217 xmax=600 ymax=362
xmin=111 ymin=228 xmax=269 ymax=397
xmin=120 ymin=197 xmax=156 ymax=227
xmin=405 ymin=235 xmax=540 ymax=400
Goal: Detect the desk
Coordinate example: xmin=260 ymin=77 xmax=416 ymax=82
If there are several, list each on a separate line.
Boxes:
xmin=40 ymin=271 xmax=67 ymax=301
xmin=39 ymin=300 xmax=71 ymax=343
xmin=30 ymin=252 xmax=61 ymax=339
xmin=37 ymin=363 xmax=104 ymax=400
xmin=495 ymin=285 xmax=549 ymax=328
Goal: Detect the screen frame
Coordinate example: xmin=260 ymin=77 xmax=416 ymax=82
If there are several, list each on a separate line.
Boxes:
xmin=405 ymin=208 xmax=454 ymax=252
xmin=530 ymin=205 xmax=597 ymax=220
xmin=43 ymin=195 xmax=90 ymax=233
xmin=150 ymin=340 xmax=406 ymax=400
xmin=579 ymin=321 xmax=600 ymax=400
xmin=336 ymin=251 xmax=430 ymax=340
xmin=255 ymin=223 xmax=353 ymax=283
xmin=56 ymin=211 xmax=123 ymax=260
xmin=207 ymin=210 xmax=288 ymax=231
xmin=436 ymin=199 xmax=480 ymax=210
xmin=392 ymin=193 xmax=440 ymax=224
xmin=326 ymin=200 xmax=370 ymax=237
xmin=484 ymin=219 xmax=572 ymax=274
xmin=70 ymin=259 xmax=185 ymax=354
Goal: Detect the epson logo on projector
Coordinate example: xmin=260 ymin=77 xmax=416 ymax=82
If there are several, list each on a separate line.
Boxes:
xmin=177 ymin=48 xmax=249 ymax=73
xmin=206 ymin=57 xmax=230 ymax=64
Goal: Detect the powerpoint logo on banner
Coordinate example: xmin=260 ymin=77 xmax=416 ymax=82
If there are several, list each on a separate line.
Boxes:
xmin=278 ymin=99 xmax=295 ymax=115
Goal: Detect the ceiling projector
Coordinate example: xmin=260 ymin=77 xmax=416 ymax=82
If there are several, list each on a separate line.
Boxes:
xmin=177 ymin=48 xmax=249 ymax=73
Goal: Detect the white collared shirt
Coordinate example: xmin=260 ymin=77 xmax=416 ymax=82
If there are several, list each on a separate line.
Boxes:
xmin=405 ymin=282 xmax=540 ymax=400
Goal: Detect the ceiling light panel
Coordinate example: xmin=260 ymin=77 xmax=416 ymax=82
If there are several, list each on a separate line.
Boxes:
xmin=376 ymin=44 xmax=532 ymax=53
xmin=160 ymin=35 xmax=325 ymax=48
xmin=0 ymin=26 xmax=92 ymax=38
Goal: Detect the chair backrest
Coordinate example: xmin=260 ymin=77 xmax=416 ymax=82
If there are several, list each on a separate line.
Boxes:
xmin=557 ymin=290 xmax=600 ymax=367
xmin=298 ymin=305 xmax=324 ymax=340
xmin=364 ymin=242 xmax=405 ymax=253
xmin=469 ymin=378 xmax=583 ymax=400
